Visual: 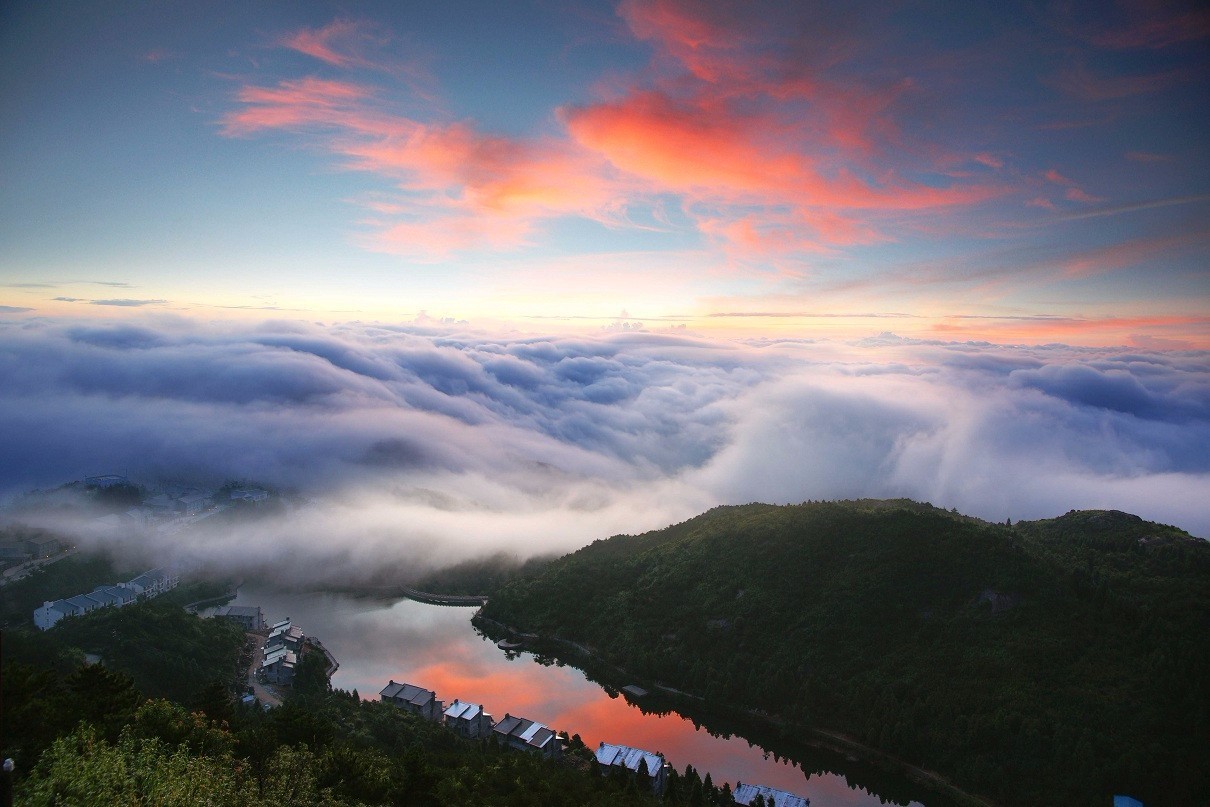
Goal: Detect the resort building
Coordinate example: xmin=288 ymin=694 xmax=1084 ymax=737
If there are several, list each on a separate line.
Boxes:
xmin=380 ymin=680 xmax=444 ymax=721
xmin=733 ymin=783 xmax=810 ymax=807
xmin=594 ymin=742 xmax=670 ymax=794
xmin=443 ymin=699 xmax=493 ymax=739
xmin=493 ymin=714 xmax=561 ymax=759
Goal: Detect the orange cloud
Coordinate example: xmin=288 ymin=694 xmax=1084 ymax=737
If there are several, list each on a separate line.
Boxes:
xmin=224 ymin=8 xmax=1003 ymax=262
xmin=222 ymin=74 xmax=625 ymax=256
xmin=931 ymin=314 xmax=1210 ymax=348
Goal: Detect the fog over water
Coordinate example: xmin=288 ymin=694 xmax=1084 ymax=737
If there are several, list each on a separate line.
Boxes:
xmin=2 ymin=316 xmax=1206 ymax=582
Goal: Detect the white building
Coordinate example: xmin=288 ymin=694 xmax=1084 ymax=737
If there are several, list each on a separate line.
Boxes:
xmin=733 ymin=783 xmax=810 ymax=807
xmin=443 ymin=699 xmax=493 ymax=739
xmin=594 ymin=742 xmax=669 ymax=793
xmin=122 ymin=567 xmax=179 ymax=598
xmin=34 ymin=568 xmax=173 ymax=630
xmin=494 ymin=714 xmax=561 ymax=759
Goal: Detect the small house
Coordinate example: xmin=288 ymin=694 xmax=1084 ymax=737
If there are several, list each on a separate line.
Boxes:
xmin=733 ymin=783 xmax=810 ymax=807
xmin=594 ymin=742 xmax=669 ymax=794
xmin=443 ymin=699 xmax=493 ymax=739
xmin=380 ymin=680 xmax=443 ymax=721
xmin=261 ymin=646 xmax=297 ymax=684
xmin=214 ymin=605 xmax=265 ymax=631
xmin=493 ymin=714 xmax=561 ymax=759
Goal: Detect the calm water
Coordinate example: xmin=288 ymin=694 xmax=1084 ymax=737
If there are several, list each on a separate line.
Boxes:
xmin=227 ymin=586 xmax=930 ymax=807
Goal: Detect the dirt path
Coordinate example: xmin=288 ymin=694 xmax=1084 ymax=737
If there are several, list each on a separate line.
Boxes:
xmin=241 ymin=631 xmax=284 ymax=707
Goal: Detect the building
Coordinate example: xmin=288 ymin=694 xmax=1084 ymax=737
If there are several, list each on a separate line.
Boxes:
xmin=87 ymin=585 xmax=136 ymax=608
xmin=266 ymin=620 xmax=305 ymax=652
xmin=380 ymin=680 xmax=444 ymax=721
xmin=34 ymin=599 xmax=84 ymax=630
xmin=443 ymin=699 xmax=493 ymax=739
xmin=493 ymin=714 xmax=561 ymax=759
xmin=733 ymin=783 xmax=810 ymax=807
xmin=0 ymin=543 xmax=31 ymax=563
xmin=213 ymin=605 xmax=265 ymax=631
xmin=143 ymin=493 xmax=177 ymax=513
xmin=122 ymin=567 xmax=179 ymax=598
xmin=1113 ymin=797 xmax=1144 ymax=807
xmin=23 ymin=535 xmax=60 ymax=557
xmin=261 ymin=646 xmax=297 ymax=684
xmin=230 ymin=488 xmax=269 ymax=503
xmin=178 ymin=491 xmax=211 ymax=514
xmin=34 ymin=566 xmax=179 ymax=630
xmin=594 ymin=742 xmax=669 ymax=793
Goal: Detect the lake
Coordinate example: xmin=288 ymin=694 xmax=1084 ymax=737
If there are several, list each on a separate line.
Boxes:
xmin=227 ymin=585 xmax=934 ymax=807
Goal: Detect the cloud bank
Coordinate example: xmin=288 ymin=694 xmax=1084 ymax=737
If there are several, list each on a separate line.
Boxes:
xmin=1 ymin=316 xmax=1205 ymax=584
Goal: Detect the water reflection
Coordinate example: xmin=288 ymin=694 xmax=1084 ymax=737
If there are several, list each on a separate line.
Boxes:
xmin=228 ymin=586 xmax=926 ymax=807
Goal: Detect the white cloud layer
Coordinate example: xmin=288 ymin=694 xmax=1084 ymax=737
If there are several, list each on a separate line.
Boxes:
xmin=1 ymin=316 xmax=1205 ymax=584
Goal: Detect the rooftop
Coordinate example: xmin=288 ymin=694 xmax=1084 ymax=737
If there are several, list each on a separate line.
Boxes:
xmin=733 ymin=783 xmax=810 ymax=807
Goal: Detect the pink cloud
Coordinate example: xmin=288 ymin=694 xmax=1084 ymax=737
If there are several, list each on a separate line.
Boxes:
xmin=1053 ymin=63 xmax=1187 ymax=101
xmin=222 ymin=75 xmax=624 ymax=257
xmin=223 ymin=8 xmax=1008 ymax=261
xmin=280 ymin=19 xmax=389 ymax=69
xmin=1088 ymin=5 xmax=1210 ymax=50
xmin=1044 ymin=169 xmax=1074 ymax=185
xmin=1126 ymin=151 xmax=1173 ymax=163
xmin=1064 ymin=187 xmax=1104 ymax=204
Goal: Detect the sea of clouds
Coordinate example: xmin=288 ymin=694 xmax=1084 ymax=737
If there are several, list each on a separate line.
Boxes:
xmin=1 ymin=315 xmax=1206 ymax=585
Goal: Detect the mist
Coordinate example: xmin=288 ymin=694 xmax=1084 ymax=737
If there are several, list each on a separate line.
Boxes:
xmin=2 ymin=316 xmax=1206 ymax=586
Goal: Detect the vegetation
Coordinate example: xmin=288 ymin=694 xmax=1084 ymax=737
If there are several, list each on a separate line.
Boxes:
xmin=0 ymin=554 xmax=139 ymax=627
xmin=412 ymin=552 xmax=556 ymax=596
xmin=482 ymin=500 xmax=1210 ymax=806
xmin=3 ymin=567 xmax=744 ymax=806
xmin=3 ymin=598 xmax=245 ymax=700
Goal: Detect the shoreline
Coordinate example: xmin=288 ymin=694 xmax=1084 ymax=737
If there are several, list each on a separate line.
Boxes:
xmin=474 ymin=612 xmax=994 ymax=807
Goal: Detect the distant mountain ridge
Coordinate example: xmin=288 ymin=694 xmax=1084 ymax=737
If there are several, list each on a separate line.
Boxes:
xmin=481 ymin=500 xmax=1209 ymax=806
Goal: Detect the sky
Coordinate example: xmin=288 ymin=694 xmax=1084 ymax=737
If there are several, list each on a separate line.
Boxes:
xmin=0 ymin=1 xmax=1208 ymax=567
xmin=1 ymin=0 xmax=1207 ymax=343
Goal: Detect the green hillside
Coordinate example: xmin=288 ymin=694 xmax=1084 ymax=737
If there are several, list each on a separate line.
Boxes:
xmin=481 ymin=500 xmax=1209 ymax=806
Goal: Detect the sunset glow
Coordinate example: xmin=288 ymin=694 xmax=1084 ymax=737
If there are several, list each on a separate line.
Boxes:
xmin=1 ymin=0 xmax=1206 ymax=346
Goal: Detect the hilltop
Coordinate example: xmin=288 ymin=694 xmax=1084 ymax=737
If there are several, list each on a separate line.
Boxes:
xmin=481 ymin=500 xmax=1209 ymax=806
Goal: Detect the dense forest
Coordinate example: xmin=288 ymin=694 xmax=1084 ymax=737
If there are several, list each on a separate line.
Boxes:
xmin=481 ymin=500 xmax=1210 ymax=806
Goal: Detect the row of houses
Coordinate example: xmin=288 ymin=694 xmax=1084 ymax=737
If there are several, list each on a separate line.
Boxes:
xmin=732 ymin=783 xmax=810 ymax=807
xmin=260 ymin=618 xmax=306 ymax=685
xmin=380 ymin=679 xmax=672 ymax=793
xmin=378 ymin=677 xmax=811 ymax=804
xmin=33 ymin=567 xmax=179 ymax=630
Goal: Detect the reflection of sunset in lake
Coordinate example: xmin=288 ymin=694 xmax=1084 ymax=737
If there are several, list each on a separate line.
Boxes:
xmin=230 ymin=587 xmax=922 ymax=806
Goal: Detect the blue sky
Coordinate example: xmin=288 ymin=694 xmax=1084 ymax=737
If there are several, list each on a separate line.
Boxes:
xmin=1 ymin=0 xmax=1207 ymax=344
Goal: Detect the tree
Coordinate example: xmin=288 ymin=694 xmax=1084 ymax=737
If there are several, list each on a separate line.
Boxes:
xmin=290 ymin=651 xmax=331 ymax=698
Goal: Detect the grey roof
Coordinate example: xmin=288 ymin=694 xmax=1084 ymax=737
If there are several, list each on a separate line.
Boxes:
xmin=733 ymin=783 xmax=809 ymax=807
xmin=380 ymin=680 xmax=435 ymax=706
xmin=65 ymin=594 xmax=102 ymax=610
xmin=50 ymin=600 xmax=79 ymax=615
xmin=595 ymin=743 xmax=665 ymax=775
xmin=127 ymin=568 xmax=172 ymax=589
xmin=492 ymin=714 xmax=524 ymax=736
xmin=219 ymin=605 xmax=261 ymax=617
xmin=494 ymin=714 xmax=555 ymax=749
xmin=88 ymin=587 xmax=126 ymax=606
xmin=443 ymin=700 xmax=484 ymax=721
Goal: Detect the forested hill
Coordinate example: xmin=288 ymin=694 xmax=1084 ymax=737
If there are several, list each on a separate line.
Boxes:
xmin=481 ymin=500 xmax=1209 ymax=807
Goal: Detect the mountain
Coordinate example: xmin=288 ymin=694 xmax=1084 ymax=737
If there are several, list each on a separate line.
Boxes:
xmin=481 ymin=500 xmax=1209 ymax=806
